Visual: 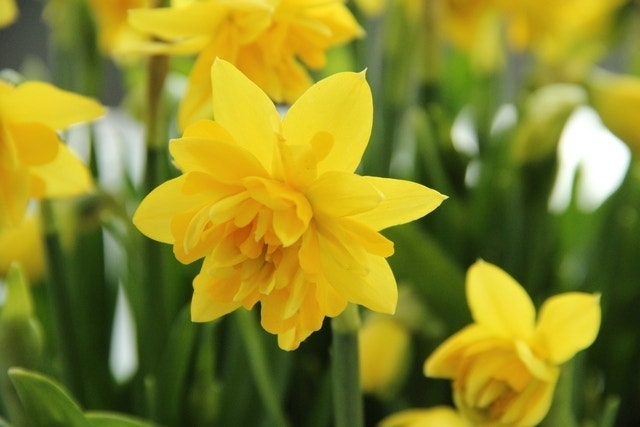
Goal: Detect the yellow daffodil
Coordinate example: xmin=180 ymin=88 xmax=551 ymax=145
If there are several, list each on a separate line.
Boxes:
xmin=588 ymin=69 xmax=640 ymax=157
xmin=0 ymin=0 xmax=17 ymax=27
xmin=86 ymin=0 xmax=150 ymax=56
xmin=425 ymin=260 xmax=601 ymax=426
xmin=359 ymin=313 xmax=410 ymax=397
xmin=0 ymin=214 xmax=45 ymax=283
xmin=0 ymin=80 xmax=104 ymax=229
xmin=379 ymin=406 xmax=471 ymax=427
xmin=133 ymin=59 xmax=446 ymax=350
xmin=127 ymin=0 xmax=363 ymax=130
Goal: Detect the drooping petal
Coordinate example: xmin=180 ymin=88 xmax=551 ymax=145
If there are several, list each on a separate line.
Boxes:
xmin=282 ymin=70 xmax=372 ymax=174
xmin=211 ymin=58 xmax=281 ymax=172
xmin=466 ymin=260 xmax=536 ymax=340
xmin=0 ymin=162 xmax=29 ymax=228
xmin=533 ymin=292 xmax=601 ymax=364
xmin=424 ymin=324 xmax=495 ymax=378
xmin=28 ymin=144 xmax=93 ymax=198
xmin=350 ymin=176 xmax=447 ymax=230
xmin=6 ymin=121 xmax=59 ymax=165
xmin=133 ymin=175 xmax=211 ymax=243
xmin=3 ymin=82 xmax=104 ymax=130
xmin=306 ymin=171 xmax=382 ymax=218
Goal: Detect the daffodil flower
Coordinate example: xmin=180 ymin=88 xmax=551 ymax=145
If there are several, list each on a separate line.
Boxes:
xmin=425 ymin=260 xmax=601 ymax=426
xmin=133 ymin=59 xmax=446 ymax=350
xmin=0 ymin=80 xmax=105 ymax=229
xmin=379 ymin=406 xmax=471 ymax=427
xmin=0 ymin=0 xmax=17 ymax=28
xmin=127 ymin=0 xmax=363 ymax=130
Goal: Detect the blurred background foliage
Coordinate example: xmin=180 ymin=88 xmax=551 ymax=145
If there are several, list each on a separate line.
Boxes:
xmin=1 ymin=0 xmax=640 ymax=426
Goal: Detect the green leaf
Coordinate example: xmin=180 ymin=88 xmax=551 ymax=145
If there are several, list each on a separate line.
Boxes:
xmin=7 ymin=368 xmax=90 ymax=427
xmin=85 ymin=411 xmax=157 ymax=427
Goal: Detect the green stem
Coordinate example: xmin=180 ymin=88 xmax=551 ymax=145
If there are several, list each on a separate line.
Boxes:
xmin=235 ymin=310 xmax=291 ymax=427
xmin=40 ymin=200 xmax=84 ymax=402
xmin=331 ymin=304 xmax=364 ymax=427
xmin=138 ymin=54 xmax=170 ymax=380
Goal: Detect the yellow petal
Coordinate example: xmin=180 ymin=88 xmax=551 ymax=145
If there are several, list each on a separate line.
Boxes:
xmin=6 ymin=121 xmax=59 ymax=165
xmin=306 ymin=171 xmax=382 ymax=218
xmin=211 ymin=58 xmax=280 ymax=172
xmin=0 ymin=0 xmax=18 ymax=28
xmin=28 ymin=144 xmax=93 ymax=198
xmin=466 ymin=260 xmax=536 ymax=340
xmin=534 ymin=292 xmax=601 ymax=364
xmin=0 ymin=214 xmax=45 ymax=282
xmin=282 ymin=71 xmax=372 ymax=174
xmin=191 ymin=267 xmax=243 ymax=322
xmin=4 ymin=82 xmax=104 ymax=130
xmin=424 ymin=324 xmax=494 ymax=378
xmin=321 ymin=248 xmax=397 ymax=314
xmin=350 ymin=177 xmax=447 ymax=231
xmin=177 ymin=41 xmax=221 ymax=129
xmin=133 ymin=175 xmax=211 ymax=244
xmin=169 ymin=136 xmax=268 ymax=181
xmin=0 ymin=162 xmax=29 ymax=228
xmin=128 ymin=2 xmax=227 ymax=41
xmin=379 ymin=406 xmax=470 ymax=427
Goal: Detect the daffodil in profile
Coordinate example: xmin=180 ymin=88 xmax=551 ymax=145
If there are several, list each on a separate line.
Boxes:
xmin=127 ymin=0 xmax=363 ymax=129
xmin=0 ymin=80 xmax=105 ymax=229
xmin=425 ymin=260 xmax=601 ymax=426
xmin=133 ymin=59 xmax=445 ymax=350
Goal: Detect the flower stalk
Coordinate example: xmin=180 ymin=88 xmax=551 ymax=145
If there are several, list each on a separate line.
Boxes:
xmin=331 ymin=303 xmax=364 ymax=427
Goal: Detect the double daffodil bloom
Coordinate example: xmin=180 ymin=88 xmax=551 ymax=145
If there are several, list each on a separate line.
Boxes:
xmin=133 ymin=59 xmax=445 ymax=350
xmin=0 ymin=0 xmax=17 ymax=27
xmin=127 ymin=0 xmax=363 ymax=130
xmin=425 ymin=260 xmax=601 ymax=426
xmin=0 ymin=80 xmax=104 ymax=229
xmin=379 ymin=406 xmax=471 ymax=427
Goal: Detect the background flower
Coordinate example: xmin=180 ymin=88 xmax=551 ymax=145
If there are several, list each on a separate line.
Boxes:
xmin=133 ymin=59 xmax=445 ymax=350
xmin=0 ymin=80 xmax=104 ymax=228
xmin=0 ymin=0 xmax=17 ymax=28
xmin=127 ymin=0 xmax=363 ymax=129
xmin=425 ymin=260 xmax=601 ymax=426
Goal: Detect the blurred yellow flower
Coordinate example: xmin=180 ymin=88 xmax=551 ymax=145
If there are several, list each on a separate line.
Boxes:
xmin=133 ymin=59 xmax=446 ymax=350
xmin=127 ymin=0 xmax=363 ymax=129
xmin=379 ymin=406 xmax=471 ymax=427
xmin=425 ymin=260 xmax=601 ymax=426
xmin=0 ymin=215 xmax=45 ymax=283
xmin=0 ymin=0 xmax=17 ymax=27
xmin=440 ymin=0 xmax=624 ymax=70
xmin=86 ymin=0 xmax=150 ymax=56
xmin=359 ymin=313 xmax=410 ymax=397
xmin=588 ymin=69 xmax=640 ymax=157
xmin=0 ymin=80 xmax=104 ymax=229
